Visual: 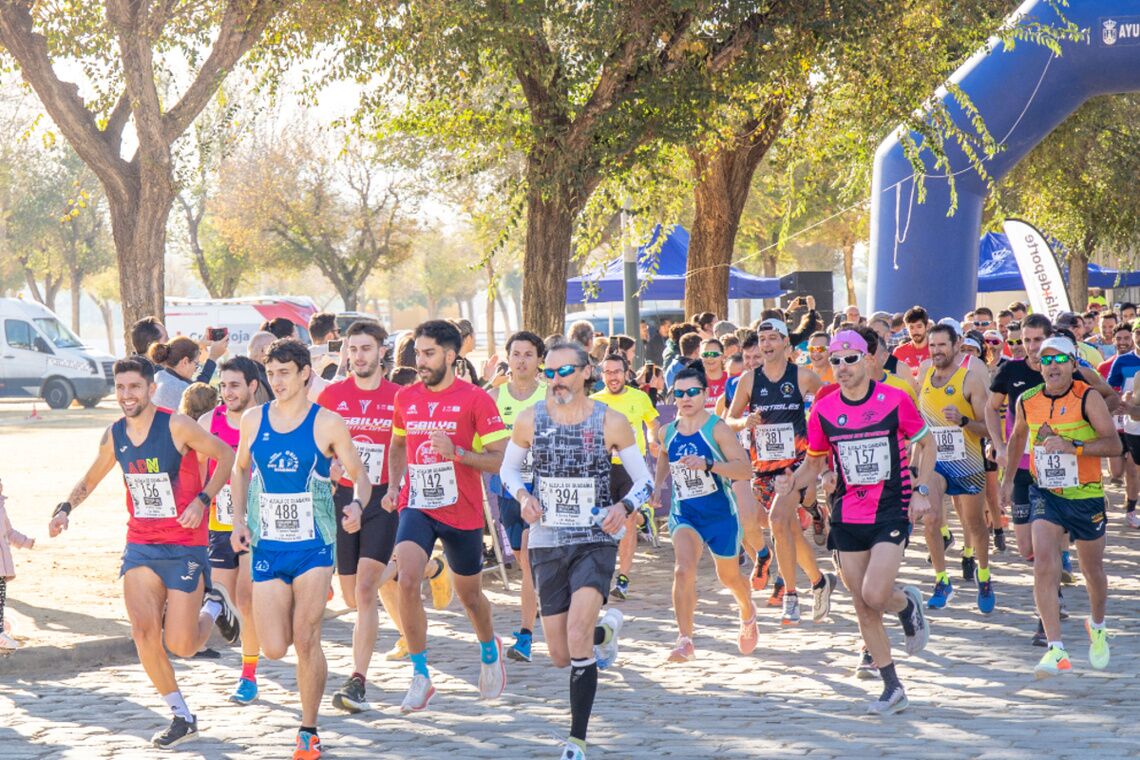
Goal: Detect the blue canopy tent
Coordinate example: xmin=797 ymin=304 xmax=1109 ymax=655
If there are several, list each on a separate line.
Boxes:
xmin=566 ymin=225 xmax=784 ymax=303
xmin=977 ymin=232 xmax=1140 ymax=292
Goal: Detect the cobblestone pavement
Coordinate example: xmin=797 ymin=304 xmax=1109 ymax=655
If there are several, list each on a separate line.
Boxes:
xmin=1 ymin=411 xmax=1139 ymax=758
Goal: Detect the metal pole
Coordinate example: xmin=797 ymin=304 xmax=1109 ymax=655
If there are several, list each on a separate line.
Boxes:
xmin=622 ymin=198 xmax=643 ymax=365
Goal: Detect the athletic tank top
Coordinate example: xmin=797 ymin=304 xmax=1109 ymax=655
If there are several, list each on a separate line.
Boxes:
xmin=528 ymin=400 xmax=615 ymax=549
xmin=918 ymin=362 xmax=985 ymax=478
xmin=496 ymin=382 xmax=546 ymax=429
xmin=1019 ymin=380 xmax=1102 ymax=499
xmin=663 ymin=415 xmax=736 ymax=519
xmin=207 ymin=404 xmax=241 ymax=532
xmin=112 ymin=409 xmax=205 ymax=547
xmin=748 ymin=362 xmax=807 ymax=473
xmin=247 ymin=403 xmax=335 ymax=551
xmin=705 ymin=373 xmax=727 ymax=413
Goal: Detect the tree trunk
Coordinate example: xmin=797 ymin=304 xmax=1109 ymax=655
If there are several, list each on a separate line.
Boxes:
xmin=96 ymin=298 xmax=116 ymax=355
xmin=69 ymin=266 xmax=82 ymax=333
xmin=843 ymin=240 xmax=857 ymax=307
xmin=522 ymin=189 xmax=576 ymax=338
xmin=1068 ymin=246 xmax=1090 ymax=312
xmin=340 ymin=286 xmax=359 ymax=312
xmin=107 ymin=183 xmax=172 ymax=348
xmin=497 ymin=290 xmax=513 ymax=334
xmin=740 ymin=298 xmax=752 ymax=326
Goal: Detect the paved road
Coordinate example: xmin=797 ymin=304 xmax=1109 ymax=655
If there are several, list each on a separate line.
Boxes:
xmin=4 ymin=517 xmax=1140 ymax=759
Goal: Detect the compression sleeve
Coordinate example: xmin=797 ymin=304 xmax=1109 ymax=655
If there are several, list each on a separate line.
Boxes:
xmin=615 ymin=444 xmax=655 ymax=506
xmin=500 ymin=441 xmax=531 ymax=502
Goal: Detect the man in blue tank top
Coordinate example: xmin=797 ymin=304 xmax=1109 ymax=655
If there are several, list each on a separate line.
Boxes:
xmin=653 ymin=365 xmax=758 ymax=663
xmin=230 ymin=340 xmax=371 ymax=760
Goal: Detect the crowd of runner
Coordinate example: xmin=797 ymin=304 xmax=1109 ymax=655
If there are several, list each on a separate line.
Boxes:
xmin=11 ymin=295 xmax=1138 ymax=758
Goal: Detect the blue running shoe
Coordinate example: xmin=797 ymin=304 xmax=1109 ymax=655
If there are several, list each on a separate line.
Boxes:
xmin=1060 ymin=551 xmax=1075 ymax=585
xmin=507 ymin=630 xmax=532 ymax=662
xmin=230 ymin=677 xmax=258 ymax=705
xmin=926 ymin=579 xmax=954 ymax=609
xmin=977 ymin=580 xmax=996 ymax=614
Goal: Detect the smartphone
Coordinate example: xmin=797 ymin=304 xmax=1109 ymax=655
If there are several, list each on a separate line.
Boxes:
xmin=206 ymin=327 xmax=228 ymax=341
xmin=328 ymin=339 xmax=344 ymax=353
xmin=496 ymin=361 xmax=509 ymax=374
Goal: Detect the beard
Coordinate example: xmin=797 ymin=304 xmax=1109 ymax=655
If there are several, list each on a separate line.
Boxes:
xmin=420 ymin=364 xmax=447 ymax=387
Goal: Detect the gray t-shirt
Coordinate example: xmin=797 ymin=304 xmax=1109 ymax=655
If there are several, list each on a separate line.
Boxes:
xmin=152 ymin=368 xmax=190 ymax=411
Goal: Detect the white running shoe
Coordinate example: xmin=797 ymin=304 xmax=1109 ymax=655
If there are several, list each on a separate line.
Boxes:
xmin=0 ymin=630 xmax=20 ymax=651
xmin=400 ymin=673 xmax=435 ymax=713
xmin=478 ymin=636 xmax=507 ymax=699
xmin=1127 ymin=512 xmax=1140 ymax=530
xmin=560 ymin=741 xmax=587 ymax=759
xmin=812 ymin=573 xmax=838 ymax=623
xmin=593 ymin=608 xmax=624 ymax=669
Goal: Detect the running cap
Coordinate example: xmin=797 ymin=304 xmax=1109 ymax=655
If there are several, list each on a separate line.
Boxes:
xmin=961 ymin=336 xmax=983 ymax=353
xmin=937 ymin=317 xmax=962 ymax=333
xmin=829 ymin=330 xmax=868 ymax=354
xmin=1039 ymin=336 xmax=1076 ymax=356
xmin=756 ymin=319 xmax=788 ymax=338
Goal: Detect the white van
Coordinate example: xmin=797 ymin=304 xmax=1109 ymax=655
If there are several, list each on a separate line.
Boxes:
xmin=165 ymin=296 xmax=320 ymax=355
xmin=0 ymin=298 xmax=116 ymax=408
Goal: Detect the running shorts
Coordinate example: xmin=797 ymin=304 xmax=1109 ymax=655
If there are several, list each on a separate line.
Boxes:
xmin=208 ymin=529 xmax=246 ymax=571
xmin=1011 ymin=468 xmax=1034 ymax=525
xmin=669 ymin=508 xmax=742 ymax=559
xmin=1029 ymin=486 xmax=1107 ymax=542
xmin=529 ymin=543 xmax=617 ymax=617
xmin=396 ymin=506 xmax=484 ymax=577
xmin=250 ymin=543 xmax=334 ymax=584
xmin=498 ymin=493 xmax=528 ymax=552
xmin=334 ymin=484 xmax=399 ymax=574
xmin=120 ymin=543 xmax=210 ymax=593
xmin=827 ymin=520 xmax=911 ymax=553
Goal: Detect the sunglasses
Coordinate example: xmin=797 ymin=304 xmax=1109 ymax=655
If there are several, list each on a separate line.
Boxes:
xmin=1039 ymin=354 xmax=1072 ymax=366
xmin=807 ymin=346 xmax=828 ymax=353
xmin=828 ymin=354 xmax=863 ymax=366
xmin=673 ymin=387 xmax=704 ymax=398
xmin=543 ymin=364 xmax=584 ymax=379
xmin=974 ymin=320 xmax=992 ymax=327
xmin=700 ymin=351 xmax=723 ymax=358
xmin=1007 ymin=339 xmax=1024 ymax=346
xmin=984 ymin=339 xmax=1002 ymax=346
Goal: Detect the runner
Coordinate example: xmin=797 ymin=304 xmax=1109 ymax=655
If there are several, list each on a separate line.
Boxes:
xmin=892 ymin=306 xmax=931 ymax=378
xmin=383 ymin=319 xmax=510 ymax=713
xmin=488 ymin=330 xmax=547 ymax=662
xmin=197 ymin=356 xmax=262 ymax=705
xmin=726 ymin=318 xmax=837 ymax=625
xmin=1001 ymin=336 xmax=1118 ymax=677
xmin=589 ymin=353 xmax=659 ymax=601
xmin=47 ymin=355 xmax=240 ymax=748
xmin=317 ymin=320 xmax=410 ymax=714
xmin=229 ymin=339 xmax=371 ymax=760
xmin=500 ymin=340 xmax=652 ymax=760
xmin=700 ymin=338 xmax=729 ymax=412
xmin=915 ymin=324 xmax=995 ymax=613
xmin=773 ymin=329 xmax=934 ymax=714
xmin=653 ymin=365 xmax=758 ymax=662
xmin=805 ymin=331 xmax=835 ymax=385
xmin=1107 ymin=320 xmax=1140 ymax=529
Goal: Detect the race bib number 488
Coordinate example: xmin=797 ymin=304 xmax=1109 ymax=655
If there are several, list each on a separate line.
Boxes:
xmin=259 ymin=492 xmax=315 ymax=542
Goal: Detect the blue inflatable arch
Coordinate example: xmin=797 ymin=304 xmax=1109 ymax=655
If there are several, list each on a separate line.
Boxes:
xmin=869 ymin=0 xmax=1140 ymax=319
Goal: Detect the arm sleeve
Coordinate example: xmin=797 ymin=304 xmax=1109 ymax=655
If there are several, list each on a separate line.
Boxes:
xmin=499 ymin=441 xmax=531 ymax=501
xmin=615 ymin=444 xmax=654 ymax=506
xmin=194 ymin=359 xmax=216 ymax=384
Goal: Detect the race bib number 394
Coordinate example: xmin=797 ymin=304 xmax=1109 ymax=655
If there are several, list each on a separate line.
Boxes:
xmin=538 ymin=476 xmax=595 ymax=528
xmin=408 ymin=462 xmax=459 ymax=510
xmin=259 ymin=492 xmax=315 ymax=542
xmin=125 ymin=473 xmax=177 ymax=519
xmin=836 ymin=437 xmax=892 ymax=485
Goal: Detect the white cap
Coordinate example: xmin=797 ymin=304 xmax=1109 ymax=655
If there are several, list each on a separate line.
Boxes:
xmin=937 ymin=317 xmax=962 ymax=335
xmin=756 ymin=319 xmax=789 ymax=338
xmin=961 ymin=336 xmax=982 ymax=353
xmin=1039 ymin=336 xmax=1077 ymax=356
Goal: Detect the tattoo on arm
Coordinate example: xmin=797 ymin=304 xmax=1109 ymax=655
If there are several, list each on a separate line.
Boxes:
xmin=69 ymin=481 xmax=90 ymax=507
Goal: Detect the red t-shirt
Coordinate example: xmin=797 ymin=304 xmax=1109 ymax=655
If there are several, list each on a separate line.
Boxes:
xmin=892 ymin=341 xmax=930 ymax=371
xmin=1098 ymin=355 xmax=1119 ymax=380
xmin=705 ymin=373 xmax=727 ymax=412
xmin=318 ymin=376 xmax=398 ymax=487
xmin=393 ymin=379 xmax=509 ymax=530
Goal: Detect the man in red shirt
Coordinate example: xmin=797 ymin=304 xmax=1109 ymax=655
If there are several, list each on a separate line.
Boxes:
xmin=892 ymin=306 xmax=930 ymax=377
xmin=383 ymin=320 xmax=511 ymax=713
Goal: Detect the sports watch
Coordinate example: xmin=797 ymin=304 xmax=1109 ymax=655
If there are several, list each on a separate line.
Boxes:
xmin=914 ymin=484 xmax=930 ymax=497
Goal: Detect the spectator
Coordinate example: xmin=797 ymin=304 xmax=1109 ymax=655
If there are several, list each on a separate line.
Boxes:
xmin=130 ymin=316 xmax=225 ymax=383
xmin=665 ymin=331 xmax=703 ymax=388
xmin=260 ymin=317 xmax=296 ymax=340
xmin=568 ymin=319 xmax=595 ymax=350
xmin=646 ymin=319 xmax=669 ymax=365
xmin=148 ymin=337 xmax=201 ymax=411
xmin=246 ymin=331 xmax=276 ymax=403
xmin=449 ymin=318 xmax=480 ymax=382
xmin=177 ymin=382 xmax=219 ymax=420
xmin=693 ymin=311 xmax=717 ymax=340
xmin=308 ymin=312 xmax=340 ymax=379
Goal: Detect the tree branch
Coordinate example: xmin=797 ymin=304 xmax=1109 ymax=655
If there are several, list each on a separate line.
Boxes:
xmin=107 ymin=0 xmax=167 ymax=155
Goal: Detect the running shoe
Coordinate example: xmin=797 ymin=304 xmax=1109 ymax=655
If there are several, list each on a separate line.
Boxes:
xmin=899 ymin=586 xmax=928 ymax=656
xmin=1127 ymin=511 xmax=1140 ymax=529
xmin=637 ymin=505 xmax=658 ymax=545
xmin=610 ymin=574 xmax=630 ymax=601
xmin=1058 ymin=591 xmax=1069 ymax=621
xmin=993 ymin=530 xmax=1007 ymax=554
xmin=478 ymin=636 xmax=507 ymax=699
xmin=797 ymin=506 xmax=811 ymax=532
xmin=1034 ymin=645 xmax=1072 ymax=679
xmin=560 ymin=741 xmax=587 ymax=760
xmin=429 ymin=557 xmax=454 ymax=610
xmin=738 ymin=615 xmax=758 ymax=655
xmin=866 ymin=685 xmax=908 ymax=715
xmin=976 ymin=580 xmax=996 ymax=615
xmin=751 ymin=552 xmax=772 ymax=591
xmin=767 ymin=578 xmax=786 ymax=608
xmin=961 ymin=555 xmax=977 ymax=583
xmin=1086 ymin=619 xmax=1110 ymax=670
xmin=1031 ymin=619 xmax=1046 ymax=647
xmin=0 ymin=630 xmax=20 ymax=651
xmin=1060 ymin=552 xmax=1075 ymax=585
xmin=855 ymin=649 xmax=878 ymax=680
xmin=204 ymin=585 xmax=241 ymax=645
xmin=807 ymin=504 xmax=827 ymax=546
xmin=331 ymin=674 xmax=368 ymax=713
xmin=400 ymin=673 xmax=436 ymax=713
xmin=293 ymin=730 xmax=321 ymax=760
xmin=385 ymin=637 xmax=410 ymax=661
xmin=507 ymin=630 xmax=533 ymax=662
xmin=152 ymin=715 xmax=198 ymax=749
xmin=926 ymin=578 xmax=954 ymax=609
xmin=781 ymin=592 xmax=801 ymax=626
xmin=667 ymin=634 xmax=696 ymax=663
xmin=811 ymin=573 xmax=838 ymax=623
xmin=943 ymin=529 xmax=956 ymax=552
xmin=229 ymin=677 xmax=258 ymax=705
xmin=594 ymin=608 xmax=624 ymax=669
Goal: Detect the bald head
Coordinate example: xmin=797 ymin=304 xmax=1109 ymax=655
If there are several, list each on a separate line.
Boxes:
xmin=248 ymin=331 xmax=275 ymax=364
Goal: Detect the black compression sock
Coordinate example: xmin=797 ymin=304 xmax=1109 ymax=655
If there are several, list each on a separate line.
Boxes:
xmin=812 ymin=574 xmax=826 ymax=590
xmin=879 ymin=662 xmax=901 ymax=691
xmin=301 ymin=725 xmax=317 ymax=736
xmin=569 ymin=658 xmax=599 ymax=742
xmin=520 ymin=627 xmax=532 ymax=638
xmin=898 ymin=598 xmax=916 ymax=635
xmin=1128 ymin=499 xmax=1137 ymax=513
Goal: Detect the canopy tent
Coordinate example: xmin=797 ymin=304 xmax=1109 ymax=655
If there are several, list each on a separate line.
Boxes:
xmin=566 ymin=225 xmax=784 ymax=303
xmin=978 ymin=232 xmax=1140 ymax=292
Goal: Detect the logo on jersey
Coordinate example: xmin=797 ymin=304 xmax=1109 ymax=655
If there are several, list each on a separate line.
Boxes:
xmin=759 ymin=388 xmax=769 ymax=396
xmin=876 ymin=393 xmax=885 ymax=402
xmin=337 ymin=401 xmax=349 ymax=411
xmin=359 ymin=400 xmax=372 ymax=414
xmin=944 ymin=385 xmax=956 ymax=396
xmin=415 ymin=439 xmax=444 ymax=464
xmin=266 ymin=450 xmax=300 ymax=473
xmin=675 ymin=442 xmax=700 ymax=458
xmin=427 ymin=402 xmax=440 ymax=417
xmin=837 ymin=414 xmax=848 ymax=427
xmin=780 ymin=382 xmax=794 ymax=397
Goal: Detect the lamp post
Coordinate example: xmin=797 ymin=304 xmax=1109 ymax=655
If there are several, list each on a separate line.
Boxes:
xmin=621 ymin=198 xmax=643 ymax=365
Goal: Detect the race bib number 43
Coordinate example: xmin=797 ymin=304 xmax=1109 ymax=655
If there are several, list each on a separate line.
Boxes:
xmin=259 ymin=492 xmax=315 ymax=542
xmin=408 ymin=462 xmax=459 ymax=509
xmin=931 ymin=426 xmax=966 ymax=462
xmin=125 ymin=473 xmax=177 ymax=519
xmin=1033 ymin=447 xmax=1079 ymax=489
xmin=837 ymin=437 xmax=892 ymax=485
xmin=538 ymin=476 xmax=596 ymax=528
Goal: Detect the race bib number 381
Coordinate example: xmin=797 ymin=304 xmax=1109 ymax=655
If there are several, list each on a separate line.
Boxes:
xmin=836 ymin=437 xmax=892 ymax=486
xmin=125 ymin=473 xmax=177 ymax=519
xmin=259 ymin=492 xmax=315 ymax=542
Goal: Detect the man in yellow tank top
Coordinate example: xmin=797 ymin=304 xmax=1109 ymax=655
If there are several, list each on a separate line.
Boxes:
xmin=915 ymin=324 xmax=995 ymax=614
xmin=1000 ymin=336 xmax=1119 ymax=679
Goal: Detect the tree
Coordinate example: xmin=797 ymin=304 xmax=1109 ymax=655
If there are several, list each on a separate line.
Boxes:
xmin=0 ymin=1 xmax=302 ymax=339
xmin=87 ymin=266 xmax=121 ymax=354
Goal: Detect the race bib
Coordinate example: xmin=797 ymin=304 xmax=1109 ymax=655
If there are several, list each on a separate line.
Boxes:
xmin=1033 ymin=447 xmax=1079 ymax=489
xmin=258 ymin=492 xmax=315 ymax=542
xmin=738 ymin=427 xmax=752 ymax=451
xmin=214 ymin=484 xmax=233 ymax=527
xmin=932 ymin=426 xmax=966 ymax=462
xmin=670 ymin=461 xmax=718 ymax=500
xmin=1114 ymin=414 xmax=1129 ymax=432
xmin=753 ymin=423 xmax=796 ymax=461
xmin=837 ymin=437 xmax=892 ymax=485
xmin=354 ymin=441 xmax=386 ymax=486
xmin=520 ymin=449 xmax=535 ymax=485
xmin=125 ymin=473 xmax=177 ymax=519
xmin=538 ymin=476 xmax=595 ymax=528
xmin=408 ymin=462 xmax=459 ymax=509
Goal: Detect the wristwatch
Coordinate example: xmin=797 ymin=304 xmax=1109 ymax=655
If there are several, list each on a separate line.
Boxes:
xmin=453 ymin=445 xmax=467 ymax=461
xmin=620 ymin=498 xmax=636 ymax=515
xmin=914 ymin=484 xmax=930 ymax=497
xmin=704 ymin=457 xmax=714 ymax=473
xmin=957 ymin=415 xmax=970 ymax=428
xmin=196 ymin=491 xmax=211 ymax=507
xmin=1073 ymin=441 xmax=1085 ymax=457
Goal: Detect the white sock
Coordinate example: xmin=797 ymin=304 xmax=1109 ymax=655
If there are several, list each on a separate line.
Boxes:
xmin=162 ymin=691 xmax=193 ymax=721
xmin=1048 ymin=640 xmax=1064 ymax=650
xmin=1089 ymin=618 xmax=1105 ymax=630
xmin=201 ymin=599 xmax=223 ymax=622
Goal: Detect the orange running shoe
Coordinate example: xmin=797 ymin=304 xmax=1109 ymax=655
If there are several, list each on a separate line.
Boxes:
xmin=294 ymin=731 xmax=321 ymax=760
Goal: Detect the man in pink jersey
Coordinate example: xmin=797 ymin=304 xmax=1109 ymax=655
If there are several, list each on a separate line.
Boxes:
xmin=773 ymin=330 xmax=936 ymax=715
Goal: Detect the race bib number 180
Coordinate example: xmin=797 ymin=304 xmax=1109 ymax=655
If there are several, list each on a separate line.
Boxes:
xmin=931 ymin=426 xmax=966 ymax=462
xmin=837 ymin=437 xmax=892 ymax=485
xmin=125 ymin=473 xmax=178 ymax=519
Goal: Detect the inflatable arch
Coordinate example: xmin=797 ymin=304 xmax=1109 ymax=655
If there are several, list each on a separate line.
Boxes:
xmin=868 ymin=0 xmax=1140 ymax=319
